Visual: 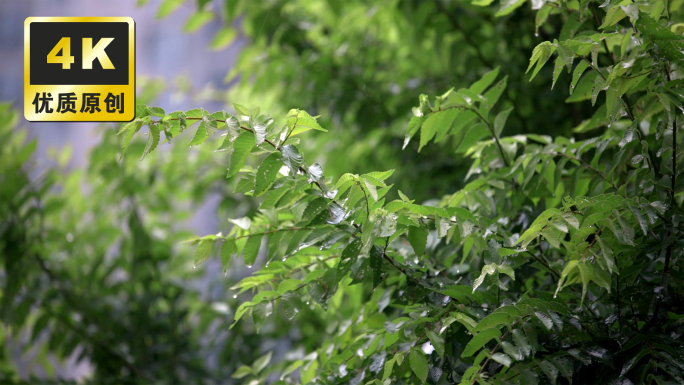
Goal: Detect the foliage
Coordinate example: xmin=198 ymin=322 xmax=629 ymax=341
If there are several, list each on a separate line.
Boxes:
xmin=154 ymin=0 xmax=607 ymax=203
xmin=0 ymin=87 xmax=279 ymax=383
xmin=122 ymin=1 xmax=684 ymax=383
xmin=1 ymin=0 xmax=683 ymax=384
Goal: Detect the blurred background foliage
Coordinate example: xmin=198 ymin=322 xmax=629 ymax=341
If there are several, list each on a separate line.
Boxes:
xmin=2 ymin=0 xmax=682 ymax=383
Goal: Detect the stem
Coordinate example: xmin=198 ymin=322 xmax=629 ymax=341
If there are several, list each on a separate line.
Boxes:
xmin=232 ymin=226 xmax=316 ymax=240
xmin=581 ymin=56 xmax=606 ymax=81
xmin=614 ymin=253 xmax=622 ymax=332
xmin=524 ymin=251 xmax=561 ymax=279
xmin=643 ymin=66 xmax=676 ymax=333
xmin=431 ymin=106 xmax=510 ymax=167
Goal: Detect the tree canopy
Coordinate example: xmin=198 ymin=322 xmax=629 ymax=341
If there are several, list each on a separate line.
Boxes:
xmin=2 ymin=0 xmax=684 ymax=384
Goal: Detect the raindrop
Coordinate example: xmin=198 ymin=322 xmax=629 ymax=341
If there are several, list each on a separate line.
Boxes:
xmin=247 ymin=265 xmax=252 ymax=269
xmin=193 ymin=266 xmax=196 ymax=269
xmin=457 ymin=269 xmax=460 ymax=273
xmin=282 ymin=257 xmax=287 ymax=262
xmin=233 ymin=295 xmax=237 ymax=298
xmin=306 ymin=301 xmax=310 ymax=305
xmin=66 ymin=233 xmax=74 ymax=242
xmin=265 ymin=263 xmax=269 ymax=268
xmin=535 ymin=32 xmax=539 ymax=37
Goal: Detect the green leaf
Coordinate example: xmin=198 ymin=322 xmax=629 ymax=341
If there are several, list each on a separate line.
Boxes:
xmin=210 ymin=27 xmax=237 ymax=50
xmin=540 ymin=360 xmax=559 ymax=384
xmin=570 ymin=60 xmax=590 ymax=95
xmin=252 ymin=351 xmax=272 ymax=374
xmin=231 ymin=365 xmax=253 ymax=379
xmin=227 ymin=132 xmax=256 ymax=179
xmin=511 ymin=329 xmax=531 ymax=357
xmin=496 ymin=0 xmax=527 ymax=17
xmin=491 ymin=353 xmax=513 ymax=367
xmin=473 ymin=263 xmax=497 ymax=292
xmin=141 ymin=124 xmax=160 ymax=160
xmin=156 ymin=0 xmax=184 ymax=18
xmin=233 ymin=103 xmax=250 ymax=119
xmin=281 ymin=292 xmax=302 ymax=320
xmin=595 ymin=235 xmax=616 ymax=274
xmin=120 ymin=120 xmax=143 ymax=160
xmin=481 ymin=76 xmax=508 ymax=116
xmin=599 ymin=6 xmax=627 ymax=29
xmin=470 ymin=67 xmax=500 ymax=94
xmin=220 ymin=238 xmax=236 ymax=274
xmin=289 ymin=109 xmax=327 ymax=136
xmin=300 ymin=198 xmax=328 ymax=225
xmin=255 ymin=152 xmax=282 ymax=196
xmin=637 ymin=16 xmax=684 ymax=61
xmin=408 ymin=226 xmax=428 ymax=256
xmin=280 ymin=144 xmax=304 ymax=176
xmin=536 ymin=6 xmax=553 ymax=34
xmin=462 ymin=327 xmax=502 ymax=357
xmin=577 ymin=261 xmax=593 ymax=306
xmin=194 ymin=239 xmax=214 ymax=267
xmin=243 ymin=235 xmax=263 ymax=267
xmin=566 ymin=71 xmax=599 ymax=103
xmin=409 ymin=348 xmax=428 ymax=383
xmin=383 ymin=355 xmax=396 ymax=380
xmin=552 ymin=56 xmax=564 ymax=90
xmin=472 ymin=312 xmax=513 ymax=333
xmin=591 ymin=73 xmax=606 ymax=106
xmin=527 ymin=42 xmax=556 ymax=81
xmin=184 ymin=10 xmax=214 ymax=33
xmin=188 ymin=121 xmax=210 ymax=146
xmin=403 ymin=115 xmax=427 ymax=149
xmin=338 ymin=239 xmax=363 ymax=277
xmin=426 ymin=330 xmax=445 ymax=358
xmin=494 ymin=107 xmax=513 ymax=136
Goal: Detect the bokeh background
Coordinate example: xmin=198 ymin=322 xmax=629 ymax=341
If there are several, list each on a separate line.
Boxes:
xmin=1 ymin=0 xmax=243 ymax=236
xmin=1 ymin=0 xmax=247 ymax=380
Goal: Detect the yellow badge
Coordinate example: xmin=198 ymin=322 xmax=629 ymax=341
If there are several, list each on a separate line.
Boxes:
xmin=24 ymin=17 xmax=135 ymax=122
